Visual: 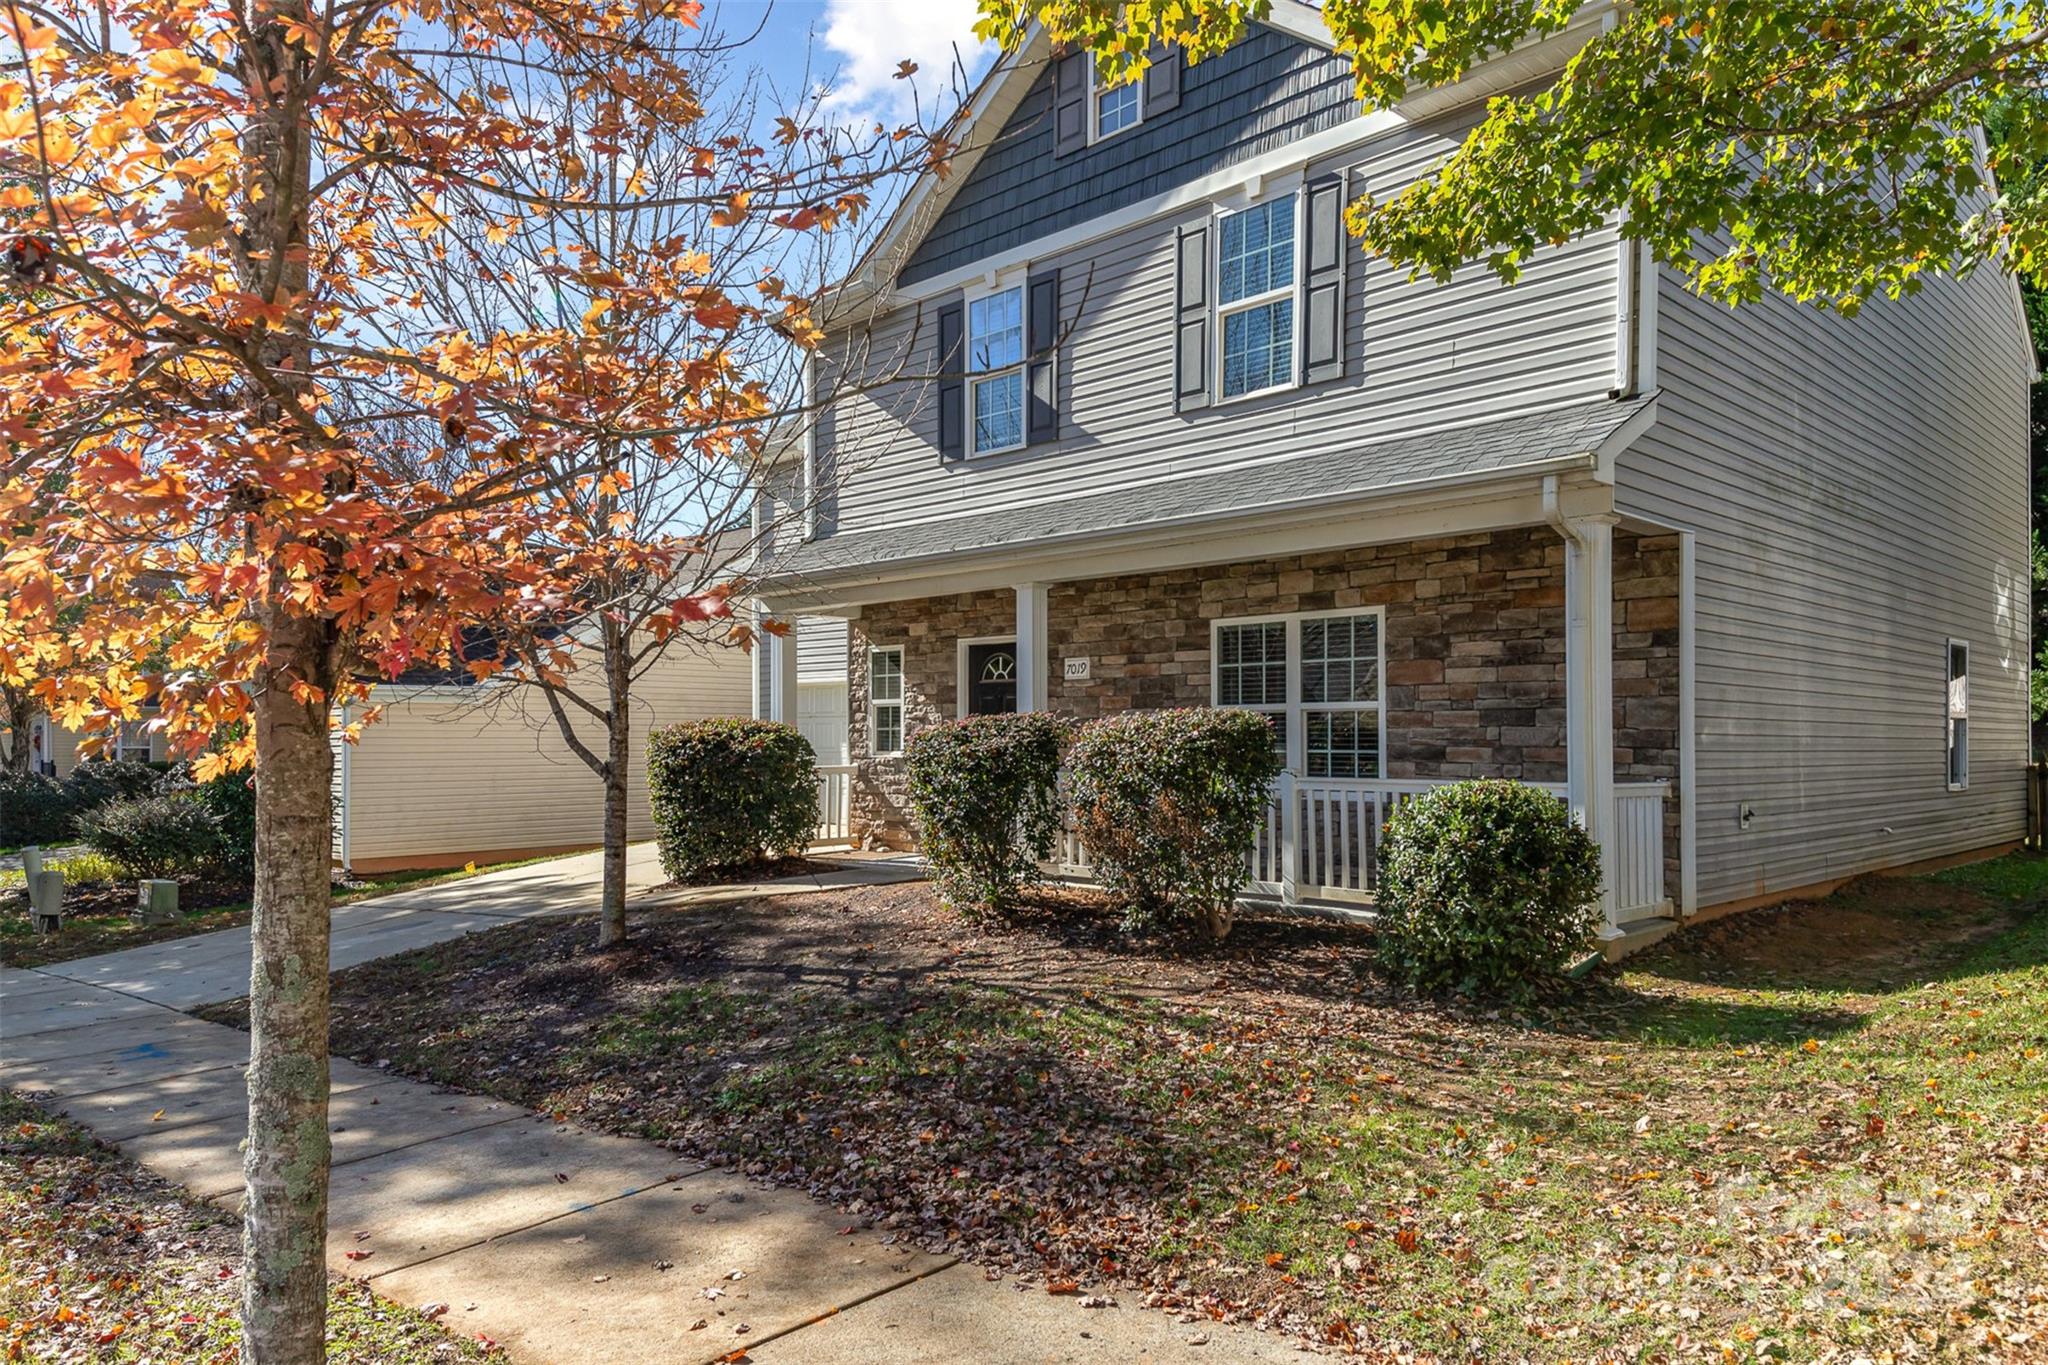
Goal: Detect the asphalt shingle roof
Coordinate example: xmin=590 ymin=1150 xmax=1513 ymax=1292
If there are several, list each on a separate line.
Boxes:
xmin=766 ymin=396 xmax=1651 ymax=582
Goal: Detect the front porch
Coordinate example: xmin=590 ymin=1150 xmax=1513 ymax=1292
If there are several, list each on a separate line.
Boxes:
xmin=767 ymin=511 xmax=1688 ymax=937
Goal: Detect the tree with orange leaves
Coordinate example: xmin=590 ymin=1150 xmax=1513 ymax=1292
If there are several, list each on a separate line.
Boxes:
xmin=0 ymin=0 xmax=945 ymax=1356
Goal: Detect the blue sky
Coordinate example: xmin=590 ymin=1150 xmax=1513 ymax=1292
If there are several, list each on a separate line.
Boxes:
xmin=710 ymin=0 xmax=999 ymax=129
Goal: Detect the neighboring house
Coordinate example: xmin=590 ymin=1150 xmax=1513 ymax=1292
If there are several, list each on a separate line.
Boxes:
xmin=752 ymin=8 xmax=2033 ymax=950
xmin=333 ymin=630 xmax=752 ymax=873
xmin=19 ymin=711 xmax=167 ymax=775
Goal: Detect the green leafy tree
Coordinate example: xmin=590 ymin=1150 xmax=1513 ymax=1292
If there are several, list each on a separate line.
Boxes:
xmin=979 ymin=0 xmax=2048 ymax=312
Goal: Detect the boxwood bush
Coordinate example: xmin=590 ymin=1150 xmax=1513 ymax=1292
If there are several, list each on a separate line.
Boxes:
xmin=647 ymin=718 xmax=818 ymax=884
xmin=905 ymin=712 xmax=1068 ymax=918
xmin=1374 ymin=779 xmax=1603 ymax=997
xmin=0 ymin=771 xmax=75 ymax=846
xmin=0 ymin=760 xmax=167 ymax=848
xmin=1066 ymin=707 xmax=1282 ymax=939
xmin=77 ymin=792 xmax=226 ymax=881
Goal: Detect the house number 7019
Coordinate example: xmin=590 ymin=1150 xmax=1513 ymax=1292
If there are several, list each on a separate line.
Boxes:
xmin=1063 ymin=658 xmax=1091 ymax=681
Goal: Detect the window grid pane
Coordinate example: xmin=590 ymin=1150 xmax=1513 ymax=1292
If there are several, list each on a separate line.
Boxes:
xmin=1218 ymin=198 xmax=1295 ymax=306
xmin=1304 ymin=709 xmax=1379 ymax=779
xmin=972 ymin=371 xmax=1024 ymax=453
xmin=1221 ymin=299 xmax=1293 ymax=398
xmin=870 ymin=650 xmax=902 ymax=703
xmin=1217 ymin=622 xmax=1287 ymax=707
xmin=875 ymin=704 xmax=903 ymax=755
xmin=1301 ymin=614 xmax=1380 ymax=705
xmin=967 ymin=288 xmax=1023 ymax=372
xmin=1097 ymin=82 xmax=1139 ymax=136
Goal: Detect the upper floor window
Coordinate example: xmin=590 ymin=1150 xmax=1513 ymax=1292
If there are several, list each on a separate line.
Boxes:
xmin=1092 ymin=71 xmax=1141 ymax=141
xmin=967 ymin=285 xmax=1025 ymax=455
xmin=1216 ymin=195 xmax=1297 ymax=401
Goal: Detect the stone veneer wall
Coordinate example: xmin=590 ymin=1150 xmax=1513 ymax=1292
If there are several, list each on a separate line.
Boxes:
xmin=846 ymin=527 xmax=1681 ymax=899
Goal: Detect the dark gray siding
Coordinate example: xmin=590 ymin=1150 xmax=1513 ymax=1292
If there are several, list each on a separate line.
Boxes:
xmin=1615 ymin=262 xmax=2032 ymax=906
xmin=899 ymin=27 xmax=1357 ymax=285
xmin=822 ymin=107 xmax=1620 ymax=535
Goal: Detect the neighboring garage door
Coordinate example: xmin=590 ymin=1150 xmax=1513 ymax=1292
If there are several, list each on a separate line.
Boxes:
xmin=798 ymin=681 xmax=849 ymax=764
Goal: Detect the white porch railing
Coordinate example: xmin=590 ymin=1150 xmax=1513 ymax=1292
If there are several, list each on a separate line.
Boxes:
xmin=814 ymin=764 xmax=853 ymax=844
xmin=1050 ymin=775 xmax=1673 ymax=921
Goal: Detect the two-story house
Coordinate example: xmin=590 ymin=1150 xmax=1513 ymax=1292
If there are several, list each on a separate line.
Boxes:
xmin=754 ymin=6 xmax=2034 ymax=951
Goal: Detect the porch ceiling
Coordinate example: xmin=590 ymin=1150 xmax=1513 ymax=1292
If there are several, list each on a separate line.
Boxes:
xmin=764 ymin=395 xmax=1654 ymax=604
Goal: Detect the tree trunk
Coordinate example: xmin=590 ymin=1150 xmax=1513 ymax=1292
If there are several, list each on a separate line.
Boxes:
xmin=241 ymin=608 xmax=339 ymax=1364
xmin=0 ymin=689 xmax=34 ymax=775
xmin=596 ymin=632 xmax=631 ymax=947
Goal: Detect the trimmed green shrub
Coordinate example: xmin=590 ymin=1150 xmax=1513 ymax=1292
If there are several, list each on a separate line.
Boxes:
xmin=175 ymin=768 xmax=257 ymax=879
xmin=63 ymin=760 xmax=165 ymax=814
xmin=647 ymin=718 xmax=818 ymax=884
xmin=77 ymin=792 xmax=225 ymax=881
xmin=1067 ymin=708 xmax=1283 ymax=939
xmin=906 ymin=712 xmax=1068 ymax=917
xmin=1374 ymin=779 xmax=1604 ymax=997
xmin=0 ymin=771 xmax=75 ymax=847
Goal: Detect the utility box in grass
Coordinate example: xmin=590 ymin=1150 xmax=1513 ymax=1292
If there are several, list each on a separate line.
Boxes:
xmin=27 ymin=866 xmax=63 ymax=934
xmin=132 ymin=879 xmax=179 ymax=926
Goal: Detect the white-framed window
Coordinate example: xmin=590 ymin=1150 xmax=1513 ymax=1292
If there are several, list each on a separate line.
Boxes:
xmin=115 ymin=719 xmax=152 ymax=764
xmin=1214 ymin=193 xmax=1298 ymax=401
xmin=966 ymin=282 xmax=1026 ymax=455
xmin=1946 ymin=638 xmax=1969 ymax=791
xmin=1090 ymin=66 xmax=1141 ymax=142
xmin=1213 ymin=608 xmax=1384 ymax=777
xmin=870 ymin=647 xmax=905 ymax=756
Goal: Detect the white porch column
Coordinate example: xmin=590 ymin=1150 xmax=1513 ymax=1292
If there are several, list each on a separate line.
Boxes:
xmin=1563 ymin=514 xmax=1619 ymax=927
xmin=766 ymin=611 xmax=799 ymax=725
xmin=1015 ymin=582 xmax=1049 ymax=713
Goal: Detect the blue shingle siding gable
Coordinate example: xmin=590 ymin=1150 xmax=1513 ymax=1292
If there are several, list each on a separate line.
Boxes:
xmin=898 ymin=27 xmax=1357 ymax=286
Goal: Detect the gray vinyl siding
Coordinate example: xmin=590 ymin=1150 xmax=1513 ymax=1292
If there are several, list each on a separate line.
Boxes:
xmin=823 ymin=109 xmax=1621 ymax=536
xmin=901 ymin=27 xmax=1356 ymax=285
xmin=1615 ymin=264 xmax=2032 ymax=907
xmin=798 ymin=616 xmax=849 ymax=682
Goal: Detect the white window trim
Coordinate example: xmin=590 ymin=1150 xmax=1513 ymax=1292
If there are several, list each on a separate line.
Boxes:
xmin=1946 ymin=636 xmax=1969 ymax=792
xmin=1211 ymin=607 xmax=1386 ymax=777
xmin=964 ymin=275 xmax=1027 ymax=457
xmin=954 ymin=635 xmax=1018 ymax=718
xmin=1088 ymin=64 xmax=1143 ymax=145
xmin=1211 ymin=188 xmax=1304 ymax=407
xmin=869 ymin=646 xmax=906 ymax=757
xmin=115 ymin=718 xmax=153 ymax=765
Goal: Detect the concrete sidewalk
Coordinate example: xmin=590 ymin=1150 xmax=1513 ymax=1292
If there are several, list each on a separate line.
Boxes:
xmin=1 ymin=854 xmax=1300 ymax=1363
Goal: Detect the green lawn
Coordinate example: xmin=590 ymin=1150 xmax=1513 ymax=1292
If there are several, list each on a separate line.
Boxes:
xmin=0 ymin=1090 xmax=499 ymax=1361
xmin=243 ymin=856 xmax=2048 ymax=1362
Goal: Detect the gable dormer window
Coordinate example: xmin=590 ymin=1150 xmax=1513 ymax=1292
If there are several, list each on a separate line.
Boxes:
xmin=967 ymin=283 xmax=1026 ymax=454
xmin=1092 ymin=70 xmax=1141 ymax=142
xmin=1216 ymin=194 xmax=1298 ymax=401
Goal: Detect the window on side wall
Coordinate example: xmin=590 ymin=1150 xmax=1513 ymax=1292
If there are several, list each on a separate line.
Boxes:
xmin=115 ymin=719 xmax=152 ymax=764
xmin=1214 ymin=609 xmax=1383 ymax=777
xmin=870 ymin=647 xmax=905 ymax=756
xmin=966 ymin=285 xmax=1026 ymax=455
xmin=1215 ymin=194 xmax=1297 ymax=401
xmin=1946 ymin=639 xmax=1969 ymax=790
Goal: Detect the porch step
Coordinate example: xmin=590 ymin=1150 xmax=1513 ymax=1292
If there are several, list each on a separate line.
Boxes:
xmin=1598 ymin=915 xmax=1679 ymax=962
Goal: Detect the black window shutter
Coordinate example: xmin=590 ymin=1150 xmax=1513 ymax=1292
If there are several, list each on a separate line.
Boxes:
xmin=1174 ymin=221 xmax=1210 ymax=412
xmin=1053 ymin=52 xmax=1087 ymax=157
xmin=1143 ymin=44 xmax=1181 ymax=116
xmin=935 ymin=301 xmax=965 ymax=459
xmin=1026 ymin=269 xmax=1060 ymax=444
xmin=1300 ymin=173 xmax=1348 ymax=386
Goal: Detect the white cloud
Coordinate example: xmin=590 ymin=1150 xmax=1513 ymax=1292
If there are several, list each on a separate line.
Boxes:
xmin=817 ymin=0 xmax=996 ymax=127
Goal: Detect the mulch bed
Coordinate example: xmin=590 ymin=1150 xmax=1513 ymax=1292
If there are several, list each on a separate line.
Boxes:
xmin=196 ymin=875 xmax=2048 ymax=1360
xmin=0 ymin=878 xmax=252 ymax=969
xmin=654 ymin=854 xmax=847 ymax=891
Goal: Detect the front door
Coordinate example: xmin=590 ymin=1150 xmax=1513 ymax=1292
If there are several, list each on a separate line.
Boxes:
xmin=966 ymin=641 xmax=1018 ymax=715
